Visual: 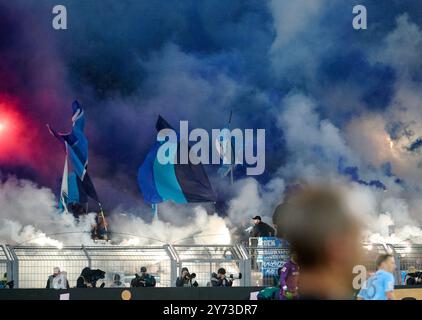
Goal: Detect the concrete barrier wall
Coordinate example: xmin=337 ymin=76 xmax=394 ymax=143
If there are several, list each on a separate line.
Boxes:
xmin=393 ymin=285 xmax=422 ymax=300
xmin=1 ymin=286 xmax=421 ymax=300
xmin=0 ymin=287 xmax=263 ymax=300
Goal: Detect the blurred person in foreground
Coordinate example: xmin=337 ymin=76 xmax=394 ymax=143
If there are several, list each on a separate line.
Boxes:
xmin=357 ymin=254 xmax=396 ymax=300
xmin=273 ymin=186 xmax=363 ymax=300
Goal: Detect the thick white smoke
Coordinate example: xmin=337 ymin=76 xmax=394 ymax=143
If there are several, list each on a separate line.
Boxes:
xmin=0 ymin=175 xmax=233 ymax=246
xmin=0 ymin=176 xmax=95 ymax=247
xmin=110 ymin=206 xmax=231 ymax=245
xmin=226 ymin=177 xmax=285 ymax=232
xmin=270 ymin=90 xmax=422 ymax=244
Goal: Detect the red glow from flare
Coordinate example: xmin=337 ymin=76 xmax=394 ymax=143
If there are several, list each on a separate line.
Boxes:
xmin=0 ymin=94 xmax=64 ymax=181
xmin=0 ymin=97 xmax=24 ymax=158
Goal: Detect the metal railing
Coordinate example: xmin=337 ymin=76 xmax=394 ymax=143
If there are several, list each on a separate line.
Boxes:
xmin=172 ymin=244 xmax=250 ymax=287
xmin=1 ymin=244 xmax=250 ymax=288
xmin=2 ymin=241 xmax=422 ymax=288
xmin=0 ymin=245 xmax=10 ymax=281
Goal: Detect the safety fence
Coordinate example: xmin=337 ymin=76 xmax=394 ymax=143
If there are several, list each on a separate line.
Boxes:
xmin=173 ymin=244 xmax=250 ymax=287
xmin=0 ymin=245 xmax=11 ymax=282
xmin=1 ymin=241 xmax=422 ymax=288
xmin=0 ymin=244 xmax=249 ymax=288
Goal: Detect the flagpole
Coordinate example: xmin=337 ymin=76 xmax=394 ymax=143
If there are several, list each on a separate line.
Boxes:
xmin=152 ymin=203 xmax=158 ymax=220
xmin=229 ymin=110 xmax=234 ymax=186
xmin=60 ymin=154 xmax=69 ymax=214
xmin=98 ymin=202 xmax=108 ymax=233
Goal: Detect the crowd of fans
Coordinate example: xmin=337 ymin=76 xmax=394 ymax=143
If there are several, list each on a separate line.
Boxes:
xmin=38 ymin=265 xmax=241 ymax=289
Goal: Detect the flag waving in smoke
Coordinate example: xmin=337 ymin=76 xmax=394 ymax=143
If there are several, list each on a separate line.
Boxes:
xmin=138 ymin=115 xmax=217 ymax=209
xmin=48 ymin=101 xmax=88 ymax=179
xmin=48 ymin=100 xmax=99 ymax=210
xmin=61 ymin=101 xmax=88 ymax=180
xmin=47 ymin=100 xmax=107 ymax=239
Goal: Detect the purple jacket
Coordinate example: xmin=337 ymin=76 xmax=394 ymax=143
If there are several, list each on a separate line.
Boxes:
xmin=279 ymin=260 xmax=299 ymax=299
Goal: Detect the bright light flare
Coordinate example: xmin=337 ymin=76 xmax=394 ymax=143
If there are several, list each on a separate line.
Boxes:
xmin=0 ymin=98 xmax=25 ymax=157
xmin=0 ymin=118 xmax=11 ymax=135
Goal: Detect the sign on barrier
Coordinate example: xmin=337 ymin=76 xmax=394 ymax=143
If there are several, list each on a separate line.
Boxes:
xmin=256 ymin=237 xmax=289 ymax=277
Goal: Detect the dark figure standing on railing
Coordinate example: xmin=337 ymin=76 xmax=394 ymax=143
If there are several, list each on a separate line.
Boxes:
xmin=176 ymin=267 xmax=198 ymax=287
xmin=131 ymin=267 xmax=156 ymax=287
xmin=250 ymin=216 xmax=275 ymax=237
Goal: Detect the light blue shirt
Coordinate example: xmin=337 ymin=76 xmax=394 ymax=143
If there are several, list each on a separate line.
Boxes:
xmin=358 ymin=270 xmax=395 ymax=300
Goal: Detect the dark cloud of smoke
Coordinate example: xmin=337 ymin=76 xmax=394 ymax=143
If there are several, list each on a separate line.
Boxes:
xmin=2 ymin=0 xmax=422 ymax=239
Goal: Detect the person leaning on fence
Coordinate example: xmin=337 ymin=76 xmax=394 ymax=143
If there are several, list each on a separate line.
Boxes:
xmin=211 ymin=268 xmax=233 ymax=287
xmin=130 ymin=267 xmax=156 ymax=287
xmin=176 ymin=267 xmax=198 ymax=287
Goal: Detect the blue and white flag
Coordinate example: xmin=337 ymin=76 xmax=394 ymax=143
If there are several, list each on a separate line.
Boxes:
xmin=138 ymin=115 xmax=217 ymax=205
xmin=48 ymin=100 xmax=99 ymax=212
